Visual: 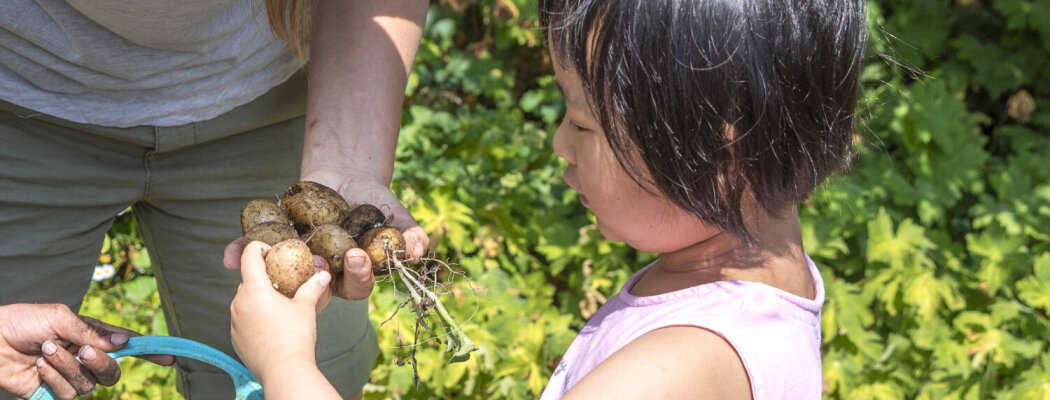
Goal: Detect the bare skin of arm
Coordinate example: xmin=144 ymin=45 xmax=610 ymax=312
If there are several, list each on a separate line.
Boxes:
xmin=563 ymin=326 xmax=753 ymax=400
xmin=301 ymin=0 xmax=429 ymax=261
xmin=223 ymin=0 xmax=428 ymax=303
xmin=229 ymin=2 xmax=427 ymax=399
xmin=230 ymin=242 xmax=341 ymax=400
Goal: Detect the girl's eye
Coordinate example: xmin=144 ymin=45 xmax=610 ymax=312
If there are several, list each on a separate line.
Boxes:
xmin=569 ymin=120 xmax=588 ymax=131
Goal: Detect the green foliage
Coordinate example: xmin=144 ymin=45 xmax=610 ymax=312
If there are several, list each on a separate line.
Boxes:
xmin=84 ymin=0 xmax=1049 ymax=398
xmin=82 ymin=211 xmax=178 ymax=400
xmin=812 ymin=1 xmax=1050 ymax=398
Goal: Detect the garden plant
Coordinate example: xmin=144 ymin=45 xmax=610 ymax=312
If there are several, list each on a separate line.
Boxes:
xmin=83 ymin=0 xmax=1050 ymax=398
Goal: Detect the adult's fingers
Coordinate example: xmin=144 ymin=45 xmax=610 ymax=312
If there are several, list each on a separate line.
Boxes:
xmin=40 ymin=340 xmax=96 ymax=397
xmin=334 ymin=248 xmax=375 ymax=300
xmin=239 ymin=241 xmax=272 ymax=288
xmin=78 ymin=316 xmax=175 ymax=366
xmin=45 ymin=305 xmax=123 ymax=354
xmin=223 ymin=237 xmax=247 ymax=269
xmin=382 ymin=204 xmax=428 ymax=261
xmin=77 ymin=345 xmax=121 ymax=386
xmin=36 ymin=357 xmax=79 ymax=400
xmin=403 ymin=226 xmax=429 ymax=260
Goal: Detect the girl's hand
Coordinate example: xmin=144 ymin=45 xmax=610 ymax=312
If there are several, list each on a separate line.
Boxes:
xmin=224 ymin=237 xmax=376 ymax=301
xmin=229 ymin=241 xmax=331 ymax=383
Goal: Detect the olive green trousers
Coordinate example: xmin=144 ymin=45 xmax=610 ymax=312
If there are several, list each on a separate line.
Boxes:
xmin=0 ymin=71 xmax=378 ymax=399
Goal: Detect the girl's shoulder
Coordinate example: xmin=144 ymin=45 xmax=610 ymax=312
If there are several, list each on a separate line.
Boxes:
xmin=561 ymin=325 xmax=751 ymax=399
xmin=571 ymin=256 xmax=826 ymax=398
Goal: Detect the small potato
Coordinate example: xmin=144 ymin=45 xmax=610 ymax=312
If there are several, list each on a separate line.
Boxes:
xmin=343 ymin=203 xmax=386 ymax=240
xmin=244 ymin=221 xmax=299 ymax=246
xmin=241 ymin=199 xmax=291 ymax=234
xmin=264 ymin=239 xmax=315 ymax=298
xmin=302 ymin=224 xmax=357 ymax=275
xmin=280 ymin=181 xmax=351 ymax=233
xmin=360 ymin=226 xmax=406 ymax=276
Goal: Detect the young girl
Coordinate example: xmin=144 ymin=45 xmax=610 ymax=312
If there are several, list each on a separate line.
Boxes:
xmin=230 ymin=0 xmax=866 ymax=398
xmin=534 ymin=0 xmax=865 ymax=397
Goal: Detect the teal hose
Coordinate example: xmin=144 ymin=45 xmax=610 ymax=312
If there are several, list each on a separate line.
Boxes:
xmin=30 ymin=336 xmax=263 ymax=400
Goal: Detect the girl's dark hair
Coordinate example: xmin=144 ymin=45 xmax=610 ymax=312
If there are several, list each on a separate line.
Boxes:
xmin=541 ymin=0 xmax=866 ymax=243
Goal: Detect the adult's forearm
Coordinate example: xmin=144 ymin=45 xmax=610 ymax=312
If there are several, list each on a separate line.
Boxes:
xmin=302 ymin=0 xmax=428 ymax=185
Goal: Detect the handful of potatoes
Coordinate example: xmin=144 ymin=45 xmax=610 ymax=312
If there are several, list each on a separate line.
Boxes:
xmin=240 ymin=181 xmax=407 ymax=297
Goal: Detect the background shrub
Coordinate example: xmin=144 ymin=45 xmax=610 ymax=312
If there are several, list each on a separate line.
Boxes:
xmin=84 ymin=0 xmax=1050 ymax=398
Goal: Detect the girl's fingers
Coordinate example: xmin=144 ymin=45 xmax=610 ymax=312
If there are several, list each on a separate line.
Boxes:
xmin=239 ymin=241 xmax=273 ymax=288
xmin=293 ymin=270 xmax=332 ymax=311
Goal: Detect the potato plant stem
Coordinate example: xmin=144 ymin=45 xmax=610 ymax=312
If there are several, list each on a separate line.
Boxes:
xmin=391 ymin=256 xmax=478 ymax=362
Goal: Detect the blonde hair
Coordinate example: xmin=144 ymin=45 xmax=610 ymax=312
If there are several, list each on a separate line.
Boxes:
xmin=265 ymin=0 xmax=312 ymax=58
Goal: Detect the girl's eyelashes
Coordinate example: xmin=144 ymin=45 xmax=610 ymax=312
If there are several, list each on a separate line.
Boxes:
xmin=568 ymin=120 xmax=589 ymax=132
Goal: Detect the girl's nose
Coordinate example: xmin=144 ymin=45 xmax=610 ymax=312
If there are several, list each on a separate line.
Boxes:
xmin=552 ymin=121 xmax=575 ymax=163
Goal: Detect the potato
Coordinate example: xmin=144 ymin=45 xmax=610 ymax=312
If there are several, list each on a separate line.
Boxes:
xmin=240 ymin=199 xmax=291 ymax=234
xmin=244 ymin=221 xmax=299 ymax=246
xmin=264 ymin=239 xmax=315 ymax=298
xmin=343 ymin=203 xmax=386 ymax=240
xmin=280 ymin=181 xmax=351 ymax=233
xmin=302 ymin=224 xmax=356 ymax=275
xmin=360 ymin=226 xmax=406 ymax=276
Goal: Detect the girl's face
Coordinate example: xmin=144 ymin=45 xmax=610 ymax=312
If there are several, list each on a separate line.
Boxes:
xmin=551 ymin=58 xmax=717 ymax=253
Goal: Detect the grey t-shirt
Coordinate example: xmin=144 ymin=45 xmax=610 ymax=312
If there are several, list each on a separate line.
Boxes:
xmin=0 ymin=0 xmax=304 ymax=127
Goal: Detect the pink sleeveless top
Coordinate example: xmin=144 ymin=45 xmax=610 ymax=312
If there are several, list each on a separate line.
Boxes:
xmin=540 ymin=255 xmax=825 ymax=399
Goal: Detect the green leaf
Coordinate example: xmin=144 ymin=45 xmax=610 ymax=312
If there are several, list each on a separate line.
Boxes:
xmin=121 ymin=276 xmax=156 ymax=304
xmin=967 ymin=230 xmax=1027 ymax=296
xmin=850 ymin=382 xmax=905 ymax=400
xmin=903 ymin=271 xmax=958 ymax=320
xmin=867 ymin=208 xmax=937 ymax=270
xmin=1017 ymin=253 xmax=1050 ymax=313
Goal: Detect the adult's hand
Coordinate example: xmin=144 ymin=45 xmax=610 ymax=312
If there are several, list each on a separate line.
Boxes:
xmin=0 ymin=303 xmax=175 ymax=399
xmin=298 ymin=171 xmax=423 ymax=300
xmin=301 ymin=171 xmax=429 ymax=262
xmin=224 ymin=0 xmax=429 ymax=304
xmin=223 ymin=231 xmax=377 ymax=301
xmin=223 ymin=176 xmax=421 ymax=301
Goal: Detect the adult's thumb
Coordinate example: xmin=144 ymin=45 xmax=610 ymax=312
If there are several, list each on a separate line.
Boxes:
xmin=294 ymin=270 xmax=332 ymax=310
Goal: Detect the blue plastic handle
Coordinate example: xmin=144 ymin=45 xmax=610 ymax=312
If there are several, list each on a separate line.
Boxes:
xmin=30 ymin=336 xmax=263 ymax=400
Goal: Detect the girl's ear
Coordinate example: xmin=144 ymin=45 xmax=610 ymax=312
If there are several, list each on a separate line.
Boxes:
xmin=719 ymin=123 xmax=739 ymax=196
xmin=723 ymin=123 xmax=737 ymax=142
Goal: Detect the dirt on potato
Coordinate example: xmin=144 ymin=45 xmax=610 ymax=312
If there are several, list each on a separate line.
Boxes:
xmin=360 ymin=225 xmax=406 ymax=276
xmin=343 ymin=203 xmax=386 ymax=241
xmin=280 ymin=181 xmax=351 ymax=233
xmin=244 ymin=221 xmax=299 ymax=246
xmin=241 ymin=199 xmax=291 ymax=234
xmin=302 ymin=223 xmax=356 ymax=274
